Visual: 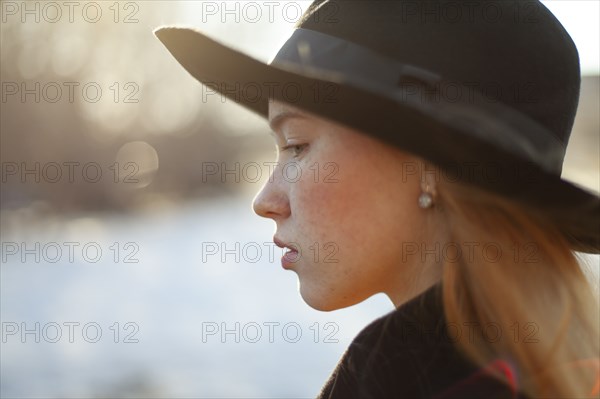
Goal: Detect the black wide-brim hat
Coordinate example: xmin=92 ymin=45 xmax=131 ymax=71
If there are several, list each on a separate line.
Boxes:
xmin=155 ymin=0 xmax=599 ymax=254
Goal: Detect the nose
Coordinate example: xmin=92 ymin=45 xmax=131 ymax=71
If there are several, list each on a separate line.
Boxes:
xmin=252 ymin=167 xmax=291 ymax=220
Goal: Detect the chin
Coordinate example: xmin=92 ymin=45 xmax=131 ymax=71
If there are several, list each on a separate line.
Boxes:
xmin=297 ymin=279 xmax=366 ymax=312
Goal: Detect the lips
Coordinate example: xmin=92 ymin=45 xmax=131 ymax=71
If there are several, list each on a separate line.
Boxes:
xmin=273 ymin=237 xmax=297 ymax=252
xmin=274 ymin=236 xmax=299 ymax=264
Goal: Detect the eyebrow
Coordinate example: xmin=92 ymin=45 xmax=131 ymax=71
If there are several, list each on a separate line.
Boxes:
xmin=268 ymin=110 xmax=308 ymax=131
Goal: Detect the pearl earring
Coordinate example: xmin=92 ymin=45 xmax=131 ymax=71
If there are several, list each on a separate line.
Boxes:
xmin=418 ymin=192 xmax=433 ymax=208
xmin=419 ymin=178 xmax=436 ymax=209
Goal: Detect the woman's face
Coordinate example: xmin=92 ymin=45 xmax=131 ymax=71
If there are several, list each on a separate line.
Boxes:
xmin=253 ymin=100 xmax=442 ymax=311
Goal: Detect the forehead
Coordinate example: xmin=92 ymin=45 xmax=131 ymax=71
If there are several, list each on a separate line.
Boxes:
xmin=268 ymin=100 xmax=313 ymax=130
xmin=268 ymin=99 xmax=299 ymax=118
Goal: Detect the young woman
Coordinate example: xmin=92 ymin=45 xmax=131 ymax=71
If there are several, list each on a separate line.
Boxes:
xmin=155 ymin=1 xmax=600 ymax=397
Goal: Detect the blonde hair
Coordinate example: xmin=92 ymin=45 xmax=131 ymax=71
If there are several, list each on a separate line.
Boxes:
xmin=433 ymin=176 xmax=600 ymax=398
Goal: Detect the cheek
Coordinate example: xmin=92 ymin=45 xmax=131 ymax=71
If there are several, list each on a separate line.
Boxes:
xmin=283 ymin=162 xmax=363 ymax=278
xmin=291 ymin=139 xmax=421 ymax=256
xmin=290 ymin=166 xmax=343 ymax=243
xmin=284 ymin=131 xmax=428 ymax=308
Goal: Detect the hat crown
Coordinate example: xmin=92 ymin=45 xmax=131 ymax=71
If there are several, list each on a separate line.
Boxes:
xmin=296 ymin=0 xmax=581 ymax=150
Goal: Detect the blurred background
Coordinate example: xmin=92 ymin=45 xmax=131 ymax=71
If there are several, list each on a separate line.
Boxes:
xmin=1 ymin=1 xmax=598 ymax=398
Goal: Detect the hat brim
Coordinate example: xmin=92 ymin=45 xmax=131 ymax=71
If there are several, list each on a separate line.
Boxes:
xmin=154 ymin=26 xmax=599 ymax=254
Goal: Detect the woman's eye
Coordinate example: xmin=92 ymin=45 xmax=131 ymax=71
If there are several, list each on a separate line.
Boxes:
xmin=281 ymin=144 xmax=308 ymax=158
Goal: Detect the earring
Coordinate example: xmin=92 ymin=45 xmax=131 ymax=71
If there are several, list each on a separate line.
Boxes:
xmin=418 ymin=178 xmax=436 ymax=209
xmin=418 ymin=192 xmax=433 ymax=209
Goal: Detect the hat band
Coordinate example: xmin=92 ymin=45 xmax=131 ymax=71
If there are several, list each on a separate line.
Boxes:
xmin=269 ymin=28 xmax=566 ymax=175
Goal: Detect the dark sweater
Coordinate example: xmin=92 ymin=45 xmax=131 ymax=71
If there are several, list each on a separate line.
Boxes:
xmin=316 ymin=283 xmax=529 ymax=399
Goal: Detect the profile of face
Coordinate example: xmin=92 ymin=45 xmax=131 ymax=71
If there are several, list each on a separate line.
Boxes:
xmin=253 ymin=100 xmax=443 ymax=311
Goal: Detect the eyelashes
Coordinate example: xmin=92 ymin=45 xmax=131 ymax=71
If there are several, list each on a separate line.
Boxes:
xmin=268 ymin=129 xmax=309 ymax=158
xmin=281 ymin=143 xmax=308 ymax=158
